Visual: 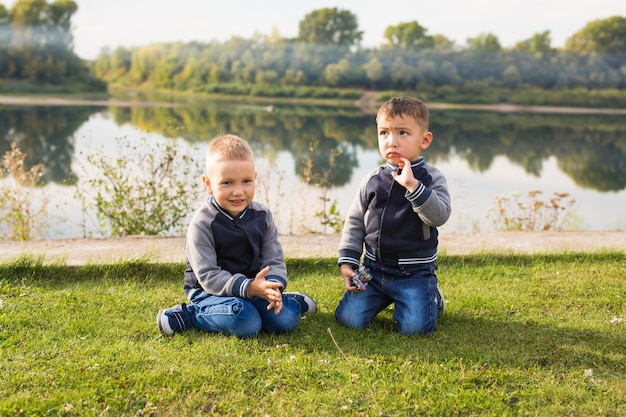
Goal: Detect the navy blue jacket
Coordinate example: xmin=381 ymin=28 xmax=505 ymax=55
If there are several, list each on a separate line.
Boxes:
xmin=338 ymin=157 xmax=451 ymax=268
xmin=184 ymin=197 xmax=287 ymax=298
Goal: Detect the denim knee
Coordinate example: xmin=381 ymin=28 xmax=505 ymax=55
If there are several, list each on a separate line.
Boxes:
xmin=229 ymin=301 xmax=263 ymax=338
xmin=251 ymin=295 xmax=300 ymax=334
xmin=266 ymin=307 xmax=299 ymax=334
xmin=396 ymin=318 xmax=436 ymax=336
xmin=187 ymin=295 xmax=263 ymax=338
xmin=334 ymin=302 xmax=370 ymax=329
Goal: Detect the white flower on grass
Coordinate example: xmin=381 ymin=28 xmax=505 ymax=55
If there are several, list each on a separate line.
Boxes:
xmin=609 ymin=317 xmax=622 ymax=325
xmin=584 ymin=368 xmax=596 ymax=383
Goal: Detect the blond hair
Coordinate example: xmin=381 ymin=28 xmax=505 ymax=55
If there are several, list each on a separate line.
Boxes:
xmin=205 ymin=134 xmax=254 ymax=170
xmin=376 ymin=96 xmax=429 ymax=130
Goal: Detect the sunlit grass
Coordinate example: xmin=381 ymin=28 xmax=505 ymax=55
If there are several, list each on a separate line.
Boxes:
xmin=1 ymin=253 xmax=624 ymax=416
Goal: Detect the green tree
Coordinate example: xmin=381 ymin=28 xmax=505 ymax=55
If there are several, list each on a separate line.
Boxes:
xmin=363 ymin=56 xmax=383 ymax=88
xmin=323 ymin=58 xmax=350 ymax=86
xmin=432 ymin=34 xmax=455 ymax=52
xmin=10 ymin=0 xmax=77 ymax=49
xmin=207 ymin=64 xmax=228 ymax=84
xmin=282 ymin=68 xmax=307 ymax=85
xmin=0 ymin=0 xmax=100 ymax=89
xmin=390 ymin=56 xmax=413 ymax=88
xmin=298 ymin=8 xmax=363 ymax=46
xmin=255 ymin=69 xmax=279 ymax=85
xmin=48 ymin=0 xmax=78 ymax=44
xmin=0 ymin=3 xmax=8 ymax=21
xmin=383 ymin=21 xmax=433 ymax=50
xmin=439 ymin=61 xmax=462 ymax=85
xmin=513 ymin=30 xmax=553 ymax=54
xmin=564 ymin=16 xmax=626 ymax=55
xmin=109 ymin=46 xmax=132 ymax=76
xmin=10 ymin=0 xmax=48 ymax=49
xmin=502 ymin=64 xmax=521 ymax=87
xmin=467 ymin=32 xmax=502 ymax=53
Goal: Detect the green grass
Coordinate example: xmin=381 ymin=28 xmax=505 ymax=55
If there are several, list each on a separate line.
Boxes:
xmin=1 ymin=253 xmax=624 ymax=416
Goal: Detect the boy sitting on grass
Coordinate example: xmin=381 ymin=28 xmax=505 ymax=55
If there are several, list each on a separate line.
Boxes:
xmin=157 ymin=134 xmax=315 ymax=338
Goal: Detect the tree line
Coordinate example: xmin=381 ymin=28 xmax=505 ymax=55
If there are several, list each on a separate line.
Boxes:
xmin=90 ymin=10 xmax=626 ymax=106
xmin=1 ymin=3 xmax=626 ymax=105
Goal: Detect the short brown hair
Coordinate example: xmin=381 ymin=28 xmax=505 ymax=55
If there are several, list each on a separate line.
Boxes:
xmin=376 ymin=96 xmax=429 ymax=130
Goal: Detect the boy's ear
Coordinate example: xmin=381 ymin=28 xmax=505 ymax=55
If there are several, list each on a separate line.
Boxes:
xmin=202 ymin=175 xmax=212 ymax=194
xmin=421 ymin=131 xmax=433 ymax=150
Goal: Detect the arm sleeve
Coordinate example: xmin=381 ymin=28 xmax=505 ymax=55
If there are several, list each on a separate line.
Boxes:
xmin=405 ymin=166 xmax=451 ymax=227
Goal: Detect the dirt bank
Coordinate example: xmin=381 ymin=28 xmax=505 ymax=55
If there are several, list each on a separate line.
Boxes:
xmin=0 ymin=231 xmax=623 ymax=266
xmin=4 ymin=94 xmax=626 ymax=115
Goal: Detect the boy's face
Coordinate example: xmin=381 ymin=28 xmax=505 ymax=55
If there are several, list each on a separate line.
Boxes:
xmin=202 ymin=158 xmax=256 ymax=216
xmin=377 ymin=114 xmax=432 ymax=165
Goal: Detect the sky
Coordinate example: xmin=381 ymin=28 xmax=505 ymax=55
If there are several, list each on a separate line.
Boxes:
xmin=70 ymin=0 xmax=625 ymax=60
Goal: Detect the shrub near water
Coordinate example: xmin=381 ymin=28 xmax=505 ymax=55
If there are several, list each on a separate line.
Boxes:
xmin=75 ymin=136 xmax=204 ymax=237
xmin=0 ymin=142 xmax=48 ymax=241
xmin=0 ymin=253 xmax=623 ymax=416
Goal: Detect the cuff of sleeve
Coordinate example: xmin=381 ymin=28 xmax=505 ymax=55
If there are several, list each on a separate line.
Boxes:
xmin=406 ymin=182 xmax=431 ymax=207
xmin=338 ymin=248 xmax=362 ymax=269
xmin=265 ymin=274 xmax=287 ymax=290
xmin=233 ymin=275 xmax=253 ymax=298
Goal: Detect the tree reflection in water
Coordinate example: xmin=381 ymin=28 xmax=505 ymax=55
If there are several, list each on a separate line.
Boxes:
xmin=1 ymin=100 xmax=625 ymax=238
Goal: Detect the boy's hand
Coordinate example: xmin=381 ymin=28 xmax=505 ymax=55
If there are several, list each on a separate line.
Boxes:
xmin=340 ymin=264 xmax=365 ymax=292
xmin=391 ymin=156 xmax=419 ymax=192
xmin=248 ymin=266 xmax=284 ymax=314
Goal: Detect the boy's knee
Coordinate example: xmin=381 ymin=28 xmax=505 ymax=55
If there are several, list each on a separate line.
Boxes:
xmin=230 ymin=302 xmax=263 ymax=337
xmin=396 ymin=319 xmax=436 ymax=336
xmin=265 ymin=307 xmax=300 ymax=334
xmin=232 ymin=322 xmax=262 ymax=338
xmin=335 ymin=308 xmax=369 ymax=330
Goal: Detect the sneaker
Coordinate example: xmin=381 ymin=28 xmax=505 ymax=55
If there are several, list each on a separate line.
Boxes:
xmin=157 ymin=303 xmax=193 ymax=336
xmin=435 ymin=285 xmax=445 ymax=317
xmin=284 ymin=292 xmax=317 ymax=314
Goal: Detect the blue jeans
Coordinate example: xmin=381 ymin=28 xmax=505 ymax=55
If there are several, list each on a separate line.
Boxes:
xmin=335 ymin=261 xmax=439 ymax=335
xmin=185 ymin=289 xmax=301 ymax=338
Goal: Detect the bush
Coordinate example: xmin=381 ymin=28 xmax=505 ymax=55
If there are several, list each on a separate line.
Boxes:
xmin=0 ymin=143 xmax=48 ymax=241
xmin=76 ymin=136 xmax=203 ymax=237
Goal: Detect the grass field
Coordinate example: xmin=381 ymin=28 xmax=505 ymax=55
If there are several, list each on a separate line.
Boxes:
xmin=1 ymin=252 xmax=624 ymax=416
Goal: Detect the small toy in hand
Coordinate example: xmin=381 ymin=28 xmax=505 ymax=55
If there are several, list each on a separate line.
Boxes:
xmin=351 ymin=265 xmax=372 ymax=291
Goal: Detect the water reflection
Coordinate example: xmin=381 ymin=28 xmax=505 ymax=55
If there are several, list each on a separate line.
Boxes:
xmin=3 ymin=102 xmax=625 ymax=192
xmin=0 ymin=105 xmax=101 ymax=184
xmin=107 ymin=103 xmax=370 ymax=187
xmin=104 ymin=103 xmax=626 ymax=192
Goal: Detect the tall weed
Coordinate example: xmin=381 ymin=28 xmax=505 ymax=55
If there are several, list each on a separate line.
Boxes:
xmin=75 ymin=136 xmax=203 ymax=237
xmin=486 ymin=190 xmax=577 ymax=231
xmin=0 ymin=142 xmax=48 ymax=240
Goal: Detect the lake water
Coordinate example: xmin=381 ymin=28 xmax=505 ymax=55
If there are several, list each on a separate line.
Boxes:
xmin=1 ymin=98 xmax=625 ymax=239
